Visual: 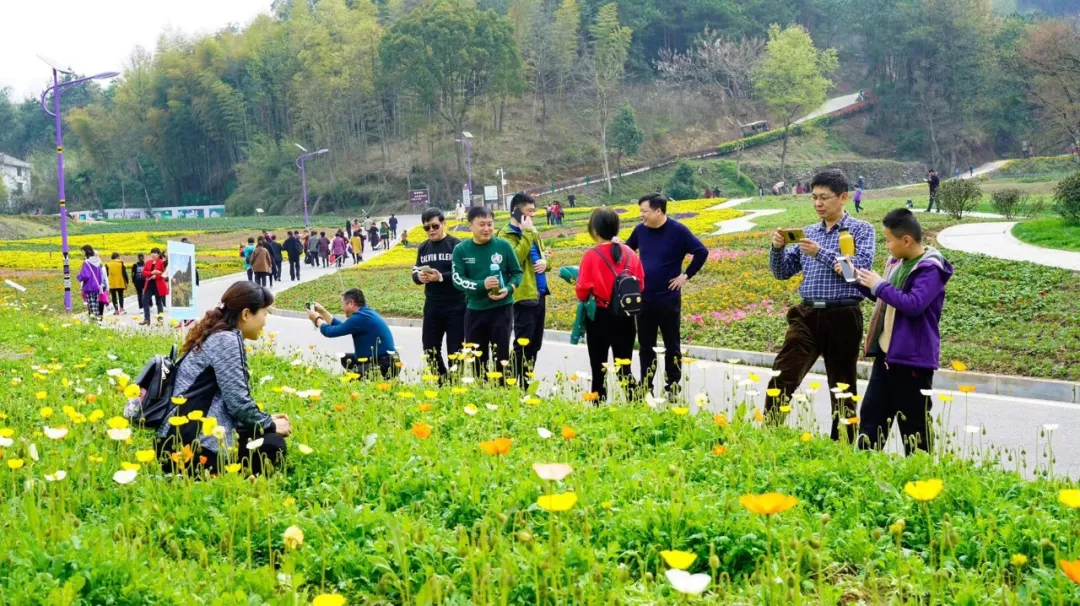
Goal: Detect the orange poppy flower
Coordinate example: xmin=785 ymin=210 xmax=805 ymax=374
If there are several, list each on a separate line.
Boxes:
xmin=333 ymin=404 xmax=346 ymax=412
xmin=411 ymin=422 xmax=432 ymax=439
xmin=711 ymin=444 xmax=727 ymax=456
xmin=418 ymin=403 xmax=432 ymax=412
xmin=479 ymin=437 xmax=512 ymax=455
xmin=582 ymin=392 xmax=599 ymax=402
xmin=170 ymin=444 xmax=194 ymax=465
xmin=1060 ymin=559 xmax=1080 ymax=584
xmin=562 ymin=425 xmax=576 ymax=440
xmin=377 ymin=383 xmax=392 ymax=392
xmin=713 ymin=413 xmax=728 ymax=427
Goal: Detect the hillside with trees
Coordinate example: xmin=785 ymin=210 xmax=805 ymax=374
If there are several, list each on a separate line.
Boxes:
xmin=0 ymin=0 xmax=1077 ymax=216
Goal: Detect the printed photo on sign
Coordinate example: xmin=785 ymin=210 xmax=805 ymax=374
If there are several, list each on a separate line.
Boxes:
xmin=166 ymin=240 xmax=198 ymax=320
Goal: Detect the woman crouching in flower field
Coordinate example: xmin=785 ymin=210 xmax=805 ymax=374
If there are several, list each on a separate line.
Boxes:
xmin=154 ymin=281 xmax=293 ymax=475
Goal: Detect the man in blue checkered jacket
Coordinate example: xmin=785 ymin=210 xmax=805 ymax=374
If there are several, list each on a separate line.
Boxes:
xmin=767 ymin=169 xmax=876 ymax=442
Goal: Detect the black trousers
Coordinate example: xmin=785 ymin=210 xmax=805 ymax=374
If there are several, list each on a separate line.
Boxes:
xmin=859 ymin=357 xmax=935 ymax=455
xmin=638 ymin=298 xmax=683 ymax=395
xmin=464 ymin=304 xmax=513 ymax=382
xmin=288 ymin=258 xmax=301 ymax=281
xmin=274 ymin=260 xmax=283 ymax=281
xmin=246 ymin=269 xmax=254 ymax=282
xmin=422 ymin=299 xmax=465 ymax=378
xmin=156 ymin=427 xmax=286 ymax=476
xmin=254 ymin=272 xmax=270 ymax=288
xmin=133 ymin=282 xmax=145 ymax=309
xmin=342 ymin=354 xmax=394 ymax=380
xmin=513 ymin=296 xmax=547 ymax=387
xmin=926 ymin=191 xmax=939 ymax=212
xmin=110 ymin=288 xmax=126 ymax=311
xmin=765 ymin=304 xmax=863 ymax=442
xmin=143 ymin=289 xmax=165 ymax=323
xmin=586 ymin=309 xmax=637 ymax=402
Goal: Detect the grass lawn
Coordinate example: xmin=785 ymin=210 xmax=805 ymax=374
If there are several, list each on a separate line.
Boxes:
xmin=2 ymin=310 xmax=1080 ymax=602
xmin=278 ymin=195 xmax=1080 ymax=381
xmin=1012 ymin=217 xmax=1080 ymax=253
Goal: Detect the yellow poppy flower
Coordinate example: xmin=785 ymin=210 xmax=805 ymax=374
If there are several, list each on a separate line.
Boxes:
xmin=537 ymin=492 xmax=578 ymax=512
xmin=903 ymin=479 xmax=944 ymax=502
xmin=1058 ymin=489 xmax=1080 ymax=509
xmin=739 ymin=492 xmax=798 ymax=515
xmin=660 ymin=549 xmax=697 ymax=570
xmin=135 ymin=450 xmax=156 ymax=463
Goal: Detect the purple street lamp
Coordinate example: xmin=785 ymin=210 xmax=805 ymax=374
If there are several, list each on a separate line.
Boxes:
xmin=38 ymin=56 xmax=118 ymax=313
xmin=295 ymin=144 xmax=329 ymax=229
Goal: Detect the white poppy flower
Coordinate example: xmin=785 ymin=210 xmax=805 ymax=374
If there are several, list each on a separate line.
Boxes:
xmin=106 ymin=368 xmax=125 ymax=377
xmin=113 ymin=469 xmax=138 ymax=484
xmin=260 ymin=375 xmax=274 ymax=385
xmin=290 ymin=359 xmax=304 ymax=367
xmin=485 ymin=404 xmax=498 ymax=411
xmin=645 ymin=394 xmax=666 ymax=409
xmin=920 ymin=389 xmax=934 ymax=397
xmin=281 ymin=386 xmax=297 ymax=394
xmin=44 ymin=426 xmax=68 ymax=440
xmin=665 ymin=569 xmax=710 ymax=595
xmin=792 ymin=393 xmax=809 ymax=404
xmin=745 ymin=390 xmax=760 ymax=398
xmin=74 ymin=388 xmax=86 ymax=395
xmin=1043 ymin=424 xmax=1060 ymax=431
xmin=768 ymin=370 xmax=782 ymax=377
xmin=0 ymin=437 xmax=12 ymax=447
xmin=738 ymin=378 xmax=755 ymax=387
xmin=835 ymin=392 xmax=852 ymax=400
xmin=653 ymin=346 xmax=666 ymax=354
xmin=449 ymin=365 xmax=458 ymax=372
xmin=694 ymin=393 xmax=709 ymax=407
xmin=532 ymin=463 xmax=573 ymax=481
xmin=107 ymin=428 xmax=132 ymax=441
xmin=45 ymin=470 xmax=67 ymax=482
xmin=29 ymin=443 xmax=39 ymax=461
xmin=364 ymin=434 xmax=378 ymax=448
xmin=462 ymin=377 xmax=475 ymax=384
xmin=212 ymin=426 xmax=227 ymax=440
xmin=537 ymin=427 xmax=553 ymax=439
xmin=965 ymin=425 xmax=980 ymax=434
xmin=463 ymin=405 xmax=478 ymax=416
xmin=246 ymin=438 xmax=265 ymax=450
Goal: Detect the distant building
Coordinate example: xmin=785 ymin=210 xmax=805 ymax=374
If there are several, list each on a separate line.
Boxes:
xmin=0 ymin=153 xmax=31 ymax=205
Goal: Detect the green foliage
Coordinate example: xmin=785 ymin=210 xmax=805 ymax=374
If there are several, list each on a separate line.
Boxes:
xmin=989 ymin=188 xmax=1029 ymax=219
xmin=1052 ymin=171 xmax=1080 ymax=225
xmin=608 ymin=102 xmax=643 ymax=169
xmin=938 ymin=179 xmax=983 ymax=220
xmin=0 ymin=177 xmax=7 ymax=205
xmin=664 ymin=160 xmax=697 ymax=201
xmin=1012 ymin=217 xmax=1080 ymax=252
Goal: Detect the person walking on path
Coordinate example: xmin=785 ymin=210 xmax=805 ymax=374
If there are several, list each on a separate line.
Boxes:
xmin=969 ymin=164 xmax=974 ymax=178
xmin=284 ymin=231 xmax=303 ymax=281
xmin=568 ymin=193 xmax=576 ymax=208
xmin=345 ymin=219 xmax=353 ymax=239
xmin=926 ymin=170 xmax=941 ymax=213
xmin=575 ymin=208 xmax=645 ymax=402
xmin=141 ymin=248 xmax=169 ymax=326
xmin=412 ymin=208 xmax=466 ymax=380
xmin=499 ymin=192 xmax=553 ymax=388
xmin=269 ymin=235 xmax=284 ymax=284
xmin=352 ymin=219 xmax=362 ymax=240
xmin=332 ymin=231 xmax=348 ymax=267
xmin=766 ymin=169 xmax=876 ymax=442
xmin=853 ymin=209 xmax=953 ymax=455
xmin=76 ymin=245 xmax=108 ymax=323
xmin=307 ymin=288 xmax=397 ymax=379
xmin=389 ymin=214 xmax=399 ymax=239
xmin=367 ymin=223 xmax=380 ymax=254
xmin=626 ymin=194 xmax=708 ymax=397
xmin=379 ymin=222 xmax=390 ymax=250
xmin=105 ymin=252 xmax=129 ymax=315
xmin=242 ymin=237 xmax=256 ymax=281
xmin=249 ymin=237 xmax=273 ymax=288
xmin=131 ymin=253 xmax=146 ymax=313
xmin=853 ymin=186 xmax=864 ymax=213
xmin=451 ymin=206 xmax=523 ymax=382
xmin=350 ymin=231 xmax=364 ymax=264
xmin=305 ymin=231 xmax=319 ymax=267
xmin=318 ymin=232 xmax=331 ymax=267
xmin=154 ymin=281 xmax=291 ymax=476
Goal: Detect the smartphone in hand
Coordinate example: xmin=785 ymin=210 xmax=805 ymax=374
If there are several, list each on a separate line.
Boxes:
xmin=780 ymin=229 xmax=805 ymax=244
xmin=837 ymin=256 xmax=857 ymax=283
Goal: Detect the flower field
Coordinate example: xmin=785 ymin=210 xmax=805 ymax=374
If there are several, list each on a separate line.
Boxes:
xmin=2 ymin=308 xmax=1080 ymax=603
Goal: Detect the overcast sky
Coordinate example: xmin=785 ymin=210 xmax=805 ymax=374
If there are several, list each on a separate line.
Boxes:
xmin=0 ymin=0 xmax=272 ymax=101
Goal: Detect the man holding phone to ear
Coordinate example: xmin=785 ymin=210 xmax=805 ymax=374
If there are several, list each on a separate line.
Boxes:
xmin=500 ymin=192 xmax=553 ymax=388
xmin=767 ymin=169 xmax=875 ymax=442
xmin=412 ymin=207 xmax=466 ymax=380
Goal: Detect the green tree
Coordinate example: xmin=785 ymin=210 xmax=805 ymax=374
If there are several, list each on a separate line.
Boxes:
xmin=380 ymin=0 xmax=523 ymax=176
xmin=665 ymin=160 xmax=697 ymax=200
xmin=609 ymin=102 xmax=643 ymax=171
xmin=0 ymin=176 xmax=8 ymax=207
xmin=752 ymin=23 xmax=837 ymax=182
xmin=585 ymin=3 xmax=632 ymax=195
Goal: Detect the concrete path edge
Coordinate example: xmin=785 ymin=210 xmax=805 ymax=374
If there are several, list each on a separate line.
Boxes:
xmin=272 ymin=308 xmax=1079 ymax=404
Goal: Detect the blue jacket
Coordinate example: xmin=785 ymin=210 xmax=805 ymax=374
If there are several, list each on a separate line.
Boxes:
xmin=319 ymin=307 xmax=396 ymax=360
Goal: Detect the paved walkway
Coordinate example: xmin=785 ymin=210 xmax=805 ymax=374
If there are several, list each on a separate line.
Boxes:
xmin=938 ymin=221 xmax=1080 ymax=271
xmin=896 ymin=160 xmax=1010 ymax=189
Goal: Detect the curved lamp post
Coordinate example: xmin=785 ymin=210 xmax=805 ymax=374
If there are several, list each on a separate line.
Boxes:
xmin=39 ymin=59 xmax=118 ymax=313
xmin=295 ymin=144 xmax=329 ymax=229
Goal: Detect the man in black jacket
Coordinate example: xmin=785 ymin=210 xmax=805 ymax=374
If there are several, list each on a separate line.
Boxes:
xmin=268 ymin=235 xmax=284 ymax=283
xmin=926 ymin=170 xmax=941 ymax=213
xmin=411 ymin=207 xmax=466 ymax=380
xmin=283 ymin=231 xmax=304 ymax=281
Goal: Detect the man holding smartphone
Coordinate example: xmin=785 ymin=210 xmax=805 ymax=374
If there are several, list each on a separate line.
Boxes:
xmin=767 ymin=169 xmax=876 ymax=442
xmin=411 ymin=208 xmax=466 ymax=380
xmin=499 ymin=192 xmax=552 ymax=388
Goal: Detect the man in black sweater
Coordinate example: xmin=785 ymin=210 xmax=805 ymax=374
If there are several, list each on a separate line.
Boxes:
xmin=283 ymin=231 xmax=304 ymax=281
xmin=411 ymin=207 xmax=467 ymax=379
xmin=268 ymin=235 xmax=284 ymax=283
xmin=926 ymin=170 xmax=941 ymax=213
xmin=626 ymin=194 xmax=709 ymax=397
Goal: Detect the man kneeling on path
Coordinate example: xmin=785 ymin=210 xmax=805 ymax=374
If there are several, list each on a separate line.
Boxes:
xmin=766 ymin=169 xmax=875 ymax=442
xmin=307 ymin=288 xmax=397 ymax=379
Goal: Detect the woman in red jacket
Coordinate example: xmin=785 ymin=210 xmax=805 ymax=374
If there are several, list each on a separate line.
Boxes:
xmin=140 ymin=247 xmax=169 ymax=326
xmin=575 ymin=208 xmax=645 ymax=402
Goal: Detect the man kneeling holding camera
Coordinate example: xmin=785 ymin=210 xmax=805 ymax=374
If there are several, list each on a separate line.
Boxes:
xmin=306 ymin=288 xmax=397 ymax=379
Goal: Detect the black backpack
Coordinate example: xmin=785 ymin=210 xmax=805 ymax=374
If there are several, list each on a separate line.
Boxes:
xmin=128 ymin=345 xmax=216 ymax=430
xmin=592 ymin=245 xmax=642 ymax=316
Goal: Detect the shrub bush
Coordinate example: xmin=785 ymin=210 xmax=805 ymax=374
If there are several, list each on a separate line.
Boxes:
xmin=1053 ymin=171 xmax=1080 ymax=225
xmin=665 ymin=160 xmax=698 ymax=201
xmin=989 ymin=189 xmax=1028 ymax=220
xmin=938 ymin=179 xmax=982 ymax=220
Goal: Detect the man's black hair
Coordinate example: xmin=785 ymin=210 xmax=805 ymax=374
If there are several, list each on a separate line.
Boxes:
xmin=510 ymin=192 xmax=535 ymax=213
xmin=150 ymin=247 xmax=161 ymax=255
xmin=810 ymin=169 xmax=849 ymax=196
xmin=247 ymin=237 xmax=255 ymax=244
xmin=882 ymin=208 xmax=923 ymax=243
xmin=421 ymin=208 xmax=445 ymax=224
xmin=468 ymin=206 xmax=493 ymax=222
xmin=638 ymin=193 xmax=668 ymax=214
xmin=342 ymin=288 xmax=366 ymax=308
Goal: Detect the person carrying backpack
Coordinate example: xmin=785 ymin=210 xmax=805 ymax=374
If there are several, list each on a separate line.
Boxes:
xmin=131 ymin=253 xmax=146 ymax=313
xmin=151 ymin=281 xmax=291 ymax=475
xmin=76 ymin=245 xmax=109 ymax=323
xmin=575 ymin=208 xmax=644 ymax=402
xmin=241 ymin=237 xmax=256 ymax=281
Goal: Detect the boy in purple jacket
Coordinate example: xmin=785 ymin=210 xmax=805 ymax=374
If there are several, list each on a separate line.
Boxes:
xmin=852 ymin=209 xmax=953 ymax=454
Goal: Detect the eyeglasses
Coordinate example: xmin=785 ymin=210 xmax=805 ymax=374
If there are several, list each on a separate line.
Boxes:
xmin=810 ymin=194 xmax=836 ymax=202
xmin=423 ymin=223 xmax=442 ymax=232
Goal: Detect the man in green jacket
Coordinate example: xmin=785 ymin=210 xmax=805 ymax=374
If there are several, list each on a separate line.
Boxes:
xmin=498 ymin=192 xmax=553 ymax=388
xmin=452 ymin=206 xmax=524 ymax=382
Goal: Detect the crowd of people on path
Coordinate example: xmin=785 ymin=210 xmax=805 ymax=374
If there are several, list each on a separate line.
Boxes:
xmin=118 ymin=170 xmax=955 ymax=477
xmin=75 ymin=244 xmax=172 ymax=327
